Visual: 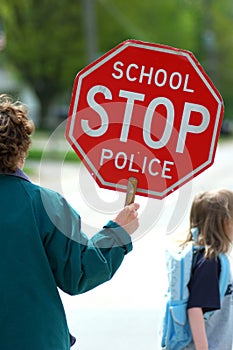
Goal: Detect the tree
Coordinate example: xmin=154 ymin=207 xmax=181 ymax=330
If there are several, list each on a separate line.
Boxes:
xmin=2 ymin=0 xmax=233 ymax=126
xmin=97 ymin=0 xmax=199 ymax=57
xmin=189 ymin=0 xmax=233 ymax=119
xmin=1 ymin=0 xmax=86 ymax=127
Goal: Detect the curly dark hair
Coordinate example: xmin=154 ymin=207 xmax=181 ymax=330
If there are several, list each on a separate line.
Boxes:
xmin=0 ymin=94 xmax=35 ymax=172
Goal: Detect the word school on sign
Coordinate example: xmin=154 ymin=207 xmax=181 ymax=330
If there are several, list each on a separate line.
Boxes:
xmin=112 ymin=61 xmax=194 ymax=92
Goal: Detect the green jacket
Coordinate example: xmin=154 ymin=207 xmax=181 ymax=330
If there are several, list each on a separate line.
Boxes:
xmin=0 ymin=171 xmax=132 ymax=350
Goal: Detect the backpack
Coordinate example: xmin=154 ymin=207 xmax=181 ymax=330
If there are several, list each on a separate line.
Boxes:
xmin=160 ymin=242 xmax=230 ymax=350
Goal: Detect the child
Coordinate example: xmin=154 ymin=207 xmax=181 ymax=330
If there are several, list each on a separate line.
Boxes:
xmin=183 ymin=189 xmax=233 ymax=350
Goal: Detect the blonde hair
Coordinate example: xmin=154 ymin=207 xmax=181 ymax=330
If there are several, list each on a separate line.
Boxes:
xmin=0 ymin=94 xmax=34 ymax=172
xmin=185 ymin=189 xmax=233 ymax=258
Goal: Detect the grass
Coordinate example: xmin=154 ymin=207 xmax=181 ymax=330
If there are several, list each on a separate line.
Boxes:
xmin=28 ymin=148 xmax=80 ymax=162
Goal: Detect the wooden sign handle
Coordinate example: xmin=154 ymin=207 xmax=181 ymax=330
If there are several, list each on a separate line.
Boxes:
xmin=125 ymin=177 xmax=138 ymax=206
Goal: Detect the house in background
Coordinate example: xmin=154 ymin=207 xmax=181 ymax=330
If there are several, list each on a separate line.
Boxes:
xmin=0 ymin=22 xmax=40 ymax=126
xmin=0 ymin=67 xmax=40 ymax=125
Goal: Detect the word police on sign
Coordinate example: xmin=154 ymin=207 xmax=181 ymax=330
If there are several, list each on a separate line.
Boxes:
xmin=66 ymin=40 xmax=224 ymax=199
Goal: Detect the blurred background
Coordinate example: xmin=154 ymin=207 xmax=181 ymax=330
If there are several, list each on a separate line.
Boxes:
xmin=0 ymin=0 xmax=233 ymax=134
xmin=1 ymin=1 xmax=233 ymax=349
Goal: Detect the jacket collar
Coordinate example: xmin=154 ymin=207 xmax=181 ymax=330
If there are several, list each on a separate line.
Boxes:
xmin=0 ymin=168 xmax=31 ymax=182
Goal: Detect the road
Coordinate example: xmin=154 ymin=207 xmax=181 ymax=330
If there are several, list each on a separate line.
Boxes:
xmin=27 ymin=138 xmax=233 ymax=350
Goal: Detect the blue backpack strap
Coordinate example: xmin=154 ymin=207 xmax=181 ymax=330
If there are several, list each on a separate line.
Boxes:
xmin=218 ymin=253 xmax=230 ymax=302
xmin=204 ymin=253 xmax=230 ymax=320
xmin=161 ymin=242 xmax=194 ymax=350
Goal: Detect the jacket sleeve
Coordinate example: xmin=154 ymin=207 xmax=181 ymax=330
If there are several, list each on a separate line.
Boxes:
xmin=38 ymin=188 xmax=132 ymax=295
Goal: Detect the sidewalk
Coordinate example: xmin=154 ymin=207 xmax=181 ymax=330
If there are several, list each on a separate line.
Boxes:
xmin=65 ymin=308 xmax=161 ymax=350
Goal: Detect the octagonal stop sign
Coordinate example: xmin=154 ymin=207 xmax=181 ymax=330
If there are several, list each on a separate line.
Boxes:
xmin=66 ymin=40 xmax=224 ymax=200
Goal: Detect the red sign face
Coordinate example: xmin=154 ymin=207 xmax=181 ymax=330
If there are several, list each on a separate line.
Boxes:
xmin=66 ymin=40 xmax=224 ymax=199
